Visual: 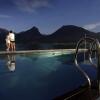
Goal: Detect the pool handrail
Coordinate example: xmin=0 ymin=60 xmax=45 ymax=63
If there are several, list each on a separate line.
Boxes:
xmin=74 ymin=37 xmax=100 ymax=95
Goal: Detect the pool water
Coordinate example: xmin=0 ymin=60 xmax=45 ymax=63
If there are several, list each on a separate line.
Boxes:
xmin=0 ymin=51 xmax=97 ymax=100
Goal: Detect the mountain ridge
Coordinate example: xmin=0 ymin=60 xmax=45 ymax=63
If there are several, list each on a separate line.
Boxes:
xmin=0 ymin=25 xmax=99 ymax=44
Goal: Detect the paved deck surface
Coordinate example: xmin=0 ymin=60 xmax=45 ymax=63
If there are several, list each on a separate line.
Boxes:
xmin=0 ymin=49 xmax=75 ymax=55
xmin=0 ymin=49 xmax=86 ymax=55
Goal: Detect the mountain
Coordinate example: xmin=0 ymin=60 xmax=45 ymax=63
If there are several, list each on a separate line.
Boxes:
xmin=0 ymin=25 xmax=99 ymax=44
xmin=16 ymin=27 xmax=43 ymax=44
xmin=0 ymin=25 xmax=99 ymax=50
xmin=41 ymin=25 xmax=97 ymax=43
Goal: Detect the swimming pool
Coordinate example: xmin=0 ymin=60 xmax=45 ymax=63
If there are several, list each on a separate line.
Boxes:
xmin=0 ymin=50 xmax=97 ymax=100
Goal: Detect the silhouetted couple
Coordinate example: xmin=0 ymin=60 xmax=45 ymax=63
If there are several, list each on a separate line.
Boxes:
xmin=5 ymin=30 xmax=15 ymax=51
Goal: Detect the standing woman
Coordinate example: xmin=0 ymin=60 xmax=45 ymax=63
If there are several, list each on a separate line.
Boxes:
xmin=5 ymin=32 xmax=10 ymax=51
xmin=9 ymin=30 xmax=15 ymax=51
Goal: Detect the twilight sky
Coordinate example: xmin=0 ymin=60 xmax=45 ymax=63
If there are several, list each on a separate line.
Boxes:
xmin=0 ymin=0 xmax=100 ymax=34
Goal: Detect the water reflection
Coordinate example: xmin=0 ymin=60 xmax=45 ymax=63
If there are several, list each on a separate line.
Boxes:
xmin=6 ymin=54 xmax=16 ymax=72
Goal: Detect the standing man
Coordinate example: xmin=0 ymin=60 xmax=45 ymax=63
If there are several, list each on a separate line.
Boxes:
xmin=5 ymin=32 xmax=10 ymax=51
xmin=9 ymin=30 xmax=15 ymax=51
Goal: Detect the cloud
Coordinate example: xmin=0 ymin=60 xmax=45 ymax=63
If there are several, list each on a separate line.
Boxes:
xmin=83 ymin=22 xmax=100 ymax=30
xmin=0 ymin=14 xmax=12 ymax=18
xmin=13 ymin=0 xmax=52 ymax=13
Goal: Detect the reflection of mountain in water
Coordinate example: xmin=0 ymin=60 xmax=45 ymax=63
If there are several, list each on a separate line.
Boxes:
xmin=17 ymin=53 xmax=65 ymax=74
xmin=17 ymin=52 xmax=71 ymax=73
xmin=0 ymin=25 xmax=99 ymax=50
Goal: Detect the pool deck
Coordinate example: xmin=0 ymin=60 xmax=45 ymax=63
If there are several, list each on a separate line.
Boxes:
xmin=0 ymin=49 xmax=87 ymax=55
xmin=97 ymin=97 xmax=100 ymax=100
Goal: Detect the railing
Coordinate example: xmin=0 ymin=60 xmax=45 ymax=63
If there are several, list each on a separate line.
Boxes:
xmin=74 ymin=36 xmax=100 ymax=95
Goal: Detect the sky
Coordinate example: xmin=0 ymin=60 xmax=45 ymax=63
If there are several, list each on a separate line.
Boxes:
xmin=0 ymin=0 xmax=100 ymax=34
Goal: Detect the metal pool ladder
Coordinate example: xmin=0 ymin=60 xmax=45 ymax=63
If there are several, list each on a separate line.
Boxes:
xmin=74 ymin=36 xmax=100 ymax=98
